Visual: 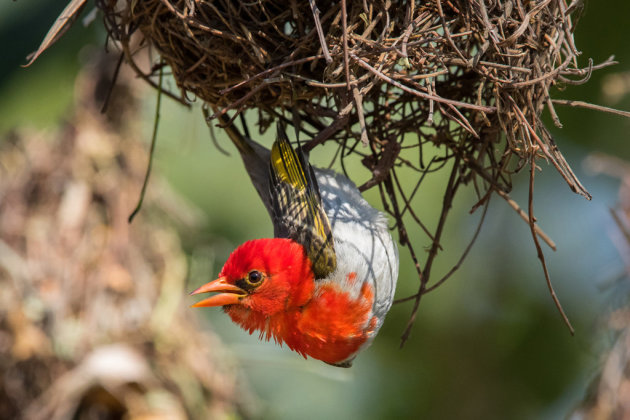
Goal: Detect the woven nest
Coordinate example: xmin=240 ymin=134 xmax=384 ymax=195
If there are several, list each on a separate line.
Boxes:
xmin=93 ymin=0 xmax=616 ymax=336
xmin=39 ymin=0 xmax=616 ymax=337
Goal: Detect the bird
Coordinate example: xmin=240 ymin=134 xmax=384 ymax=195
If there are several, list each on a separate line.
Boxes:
xmin=191 ymin=120 xmax=398 ymax=367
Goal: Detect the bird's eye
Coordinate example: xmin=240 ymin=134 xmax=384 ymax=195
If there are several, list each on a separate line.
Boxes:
xmin=247 ymin=270 xmax=263 ymax=285
xmin=235 ymin=270 xmax=265 ymax=292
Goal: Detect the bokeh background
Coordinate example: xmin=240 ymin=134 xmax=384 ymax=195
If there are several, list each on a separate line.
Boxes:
xmin=2 ymin=1 xmax=630 ymax=418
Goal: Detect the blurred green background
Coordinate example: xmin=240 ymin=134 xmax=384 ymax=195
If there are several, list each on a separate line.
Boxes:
xmin=2 ymin=1 xmax=630 ymax=418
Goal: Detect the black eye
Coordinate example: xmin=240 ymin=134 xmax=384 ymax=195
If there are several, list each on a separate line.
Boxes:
xmin=235 ymin=270 xmax=265 ymax=292
xmin=247 ymin=270 xmax=263 ymax=285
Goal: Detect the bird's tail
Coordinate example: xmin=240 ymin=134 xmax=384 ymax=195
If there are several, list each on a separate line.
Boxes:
xmin=216 ymin=114 xmax=272 ymax=213
xmin=219 ymin=114 xmax=256 ymax=156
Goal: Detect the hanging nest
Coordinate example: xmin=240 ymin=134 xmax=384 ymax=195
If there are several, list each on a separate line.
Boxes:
xmin=30 ymin=0 xmax=621 ymax=338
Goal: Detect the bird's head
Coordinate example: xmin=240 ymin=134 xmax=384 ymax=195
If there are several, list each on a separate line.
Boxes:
xmin=191 ymin=238 xmax=315 ymax=317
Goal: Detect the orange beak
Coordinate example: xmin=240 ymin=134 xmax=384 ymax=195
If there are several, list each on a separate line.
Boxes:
xmin=190 ymin=277 xmax=247 ymax=307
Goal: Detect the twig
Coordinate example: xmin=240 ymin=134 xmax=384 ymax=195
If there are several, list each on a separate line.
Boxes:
xmin=560 ymin=55 xmax=617 ymax=76
xmin=495 ymin=189 xmax=557 ymax=250
xmin=352 ymin=85 xmax=369 ymax=146
xmin=119 ymin=41 xmax=188 ymax=106
xmin=350 ymin=52 xmax=496 ymax=113
xmin=302 ymin=102 xmax=353 ymax=152
xmin=425 ymin=197 xmax=490 ymax=293
xmin=209 ymin=83 xmax=267 ymax=121
xmin=400 ymin=155 xmax=461 ymax=347
xmin=341 ymin=0 xmax=351 ymax=91
xmin=308 ymin=0 xmax=332 ymax=63
xmin=396 ymin=196 xmax=491 ymax=303
xmin=100 ymin=52 xmax=125 ymax=114
xmin=219 ymin=55 xmax=324 ymax=95
xmin=527 ymin=162 xmax=575 ymax=334
xmin=129 ymin=64 xmax=164 ymax=223
xmin=552 ymin=99 xmax=630 ymax=119
xmin=435 ymin=0 xmax=468 ymax=63
xmin=510 ymin=97 xmax=590 ymax=199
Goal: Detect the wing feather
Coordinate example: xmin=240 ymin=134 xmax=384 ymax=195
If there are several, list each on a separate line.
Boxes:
xmin=269 ymin=126 xmax=336 ymax=279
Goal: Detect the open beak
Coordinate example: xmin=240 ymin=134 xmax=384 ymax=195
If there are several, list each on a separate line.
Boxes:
xmin=190 ymin=277 xmax=246 ymax=307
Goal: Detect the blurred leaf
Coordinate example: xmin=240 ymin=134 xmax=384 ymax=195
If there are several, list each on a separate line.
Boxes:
xmin=22 ymin=0 xmax=87 ymax=67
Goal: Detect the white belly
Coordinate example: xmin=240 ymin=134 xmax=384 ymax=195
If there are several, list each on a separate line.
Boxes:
xmin=314 ymin=168 xmax=399 ymax=330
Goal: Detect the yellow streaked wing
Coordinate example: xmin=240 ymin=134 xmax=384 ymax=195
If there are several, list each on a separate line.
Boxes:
xmin=269 ymin=126 xmax=336 ymax=279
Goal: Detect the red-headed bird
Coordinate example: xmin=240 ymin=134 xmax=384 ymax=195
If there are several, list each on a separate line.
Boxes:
xmin=191 ymin=123 xmax=398 ymax=367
